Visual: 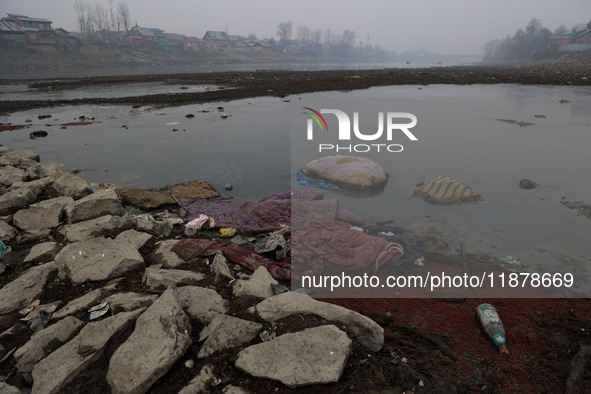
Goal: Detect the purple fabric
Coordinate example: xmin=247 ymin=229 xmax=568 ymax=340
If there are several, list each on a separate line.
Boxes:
xmin=179 ymin=189 xmax=362 ymax=233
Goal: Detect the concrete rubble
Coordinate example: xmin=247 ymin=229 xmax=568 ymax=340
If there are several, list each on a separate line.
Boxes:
xmin=0 ymin=147 xmax=388 ymax=393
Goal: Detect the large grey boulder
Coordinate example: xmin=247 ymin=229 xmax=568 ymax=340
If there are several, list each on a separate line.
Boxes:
xmin=9 ymin=177 xmax=53 ymax=197
xmin=211 ymin=251 xmax=234 ymax=284
xmin=31 ymin=310 xmax=142 ymax=394
xmin=198 ymin=315 xmax=261 ymax=358
xmin=0 ymin=149 xmax=40 ymax=165
xmin=178 ymin=286 xmax=228 ymax=324
xmin=35 ymin=161 xmax=69 ymax=179
xmin=0 ymin=186 xmax=36 ymax=215
xmin=65 ymin=188 xmax=125 ymax=224
xmin=55 ymin=238 xmax=144 ymax=285
xmin=49 ymin=173 xmax=93 ymax=200
xmin=14 ymin=316 xmax=84 ymax=369
xmin=12 ymin=196 xmax=73 ymax=231
xmin=0 ymin=166 xmax=25 ymax=187
xmin=61 ymin=215 xmax=134 ymax=242
xmin=0 ymin=262 xmax=57 ymax=328
xmin=23 ymin=241 xmax=59 ymax=264
xmin=233 ymin=266 xmax=278 ymax=299
xmin=142 ymin=267 xmax=205 ymax=292
xmin=148 ymin=239 xmax=185 ymax=268
xmin=235 ymin=325 xmax=352 ymax=388
xmin=107 ymin=286 xmax=192 ymax=394
xmin=0 ymin=382 xmax=20 ymax=394
xmin=15 ymin=228 xmax=51 ymax=245
xmin=251 ymin=291 xmax=384 ymax=352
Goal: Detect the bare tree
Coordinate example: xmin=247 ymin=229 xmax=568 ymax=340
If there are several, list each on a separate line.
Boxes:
xmin=297 ymin=24 xmax=310 ymax=42
xmin=117 ymin=1 xmax=131 ymax=34
xmin=553 ymin=24 xmax=568 ymax=36
xmin=276 ymin=20 xmax=293 ymax=42
xmin=74 ymin=0 xmax=89 ymax=39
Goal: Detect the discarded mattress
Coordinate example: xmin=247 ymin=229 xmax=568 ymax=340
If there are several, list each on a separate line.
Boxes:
xmin=299 ymin=155 xmax=389 ymax=189
xmin=413 ymin=176 xmax=482 ymax=205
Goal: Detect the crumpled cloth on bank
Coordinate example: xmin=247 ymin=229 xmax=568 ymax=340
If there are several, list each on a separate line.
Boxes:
xmin=171 ymin=238 xmax=291 ymax=280
xmin=291 ymin=219 xmax=404 ymax=275
xmin=361 ymin=225 xmax=426 ymax=266
xmin=179 ymin=189 xmax=362 ymax=232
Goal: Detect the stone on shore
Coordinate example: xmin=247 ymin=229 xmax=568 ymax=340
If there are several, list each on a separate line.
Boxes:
xmin=177 ymin=286 xmax=228 ymax=324
xmin=197 ymin=314 xmax=262 ymax=358
xmin=10 ymin=177 xmax=53 ymax=197
xmin=55 ymin=238 xmax=144 ymax=285
xmin=233 ymin=266 xmax=278 ymax=299
xmin=102 ymin=292 xmax=158 ymax=314
xmin=115 ymin=229 xmax=152 ymax=250
xmin=0 ymin=220 xmax=18 ymax=242
xmin=0 ymin=382 xmax=20 ymax=394
xmin=177 ymin=364 xmax=215 ymax=394
xmin=65 ymin=188 xmax=126 ymax=223
xmin=251 ymin=291 xmax=384 ymax=352
xmin=14 ymin=316 xmax=84 ymax=369
xmin=12 ymin=196 xmax=74 ymax=231
xmin=31 ymin=310 xmax=141 ymax=394
xmin=0 ymin=165 xmax=25 ymax=187
xmin=49 ymin=172 xmax=94 ymax=200
xmin=235 ymin=325 xmax=352 ymax=388
xmin=61 ymin=214 xmax=134 ymax=242
xmin=148 ymin=239 xmax=185 ymax=268
xmin=52 ymin=280 xmax=121 ymax=320
xmin=142 ymin=267 xmax=205 ymax=292
xmin=35 ymin=161 xmax=70 ymax=179
xmin=107 ymin=286 xmax=192 ymax=394
xmin=0 ymin=262 xmax=57 ymax=329
xmin=0 ymin=186 xmax=37 ymax=215
xmin=23 ymin=241 xmax=59 ymax=264
xmin=0 ymin=149 xmax=40 ymax=164
xmin=211 ymin=251 xmax=234 ymax=284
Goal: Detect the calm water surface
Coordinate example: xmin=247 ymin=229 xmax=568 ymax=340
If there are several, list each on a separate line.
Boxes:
xmin=1 ymin=83 xmax=590 ymax=295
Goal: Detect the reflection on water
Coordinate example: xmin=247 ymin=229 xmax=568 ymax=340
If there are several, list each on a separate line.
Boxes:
xmin=1 ymin=83 xmax=590 ymax=295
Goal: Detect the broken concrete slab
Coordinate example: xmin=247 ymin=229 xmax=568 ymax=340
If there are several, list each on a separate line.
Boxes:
xmin=49 ymin=172 xmax=94 ymax=200
xmin=12 ymin=196 xmax=74 ymax=231
xmin=65 ymin=188 xmax=126 ymax=224
xmin=23 ymin=241 xmax=59 ymax=264
xmin=31 ymin=309 xmax=141 ymax=394
xmin=55 ymin=238 xmax=144 ymax=285
xmin=0 ymin=262 xmax=57 ymax=329
xmin=177 ymin=286 xmax=228 ymax=324
xmin=61 ymin=215 xmax=134 ymax=242
xmin=251 ymin=291 xmax=384 ymax=352
xmin=115 ymin=229 xmax=152 ymax=250
xmin=197 ymin=314 xmax=261 ymax=358
xmin=142 ymin=267 xmax=206 ymax=292
xmin=14 ymin=316 xmax=84 ymax=369
xmin=235 ymin=325 xmax=352 ymax=388
xmin=233 ymin=266 xmax=278 ymax=299
xmin=0 ymin=186 xmax=37 ymax=215
xmin=107 ymin=286 xmax=192 ymax=394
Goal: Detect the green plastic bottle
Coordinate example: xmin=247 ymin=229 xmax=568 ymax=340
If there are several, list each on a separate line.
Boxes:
xmin=476 ymin=303 xmax=509 ymax=355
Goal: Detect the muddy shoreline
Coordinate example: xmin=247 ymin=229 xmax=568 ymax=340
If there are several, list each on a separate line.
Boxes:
xmin=1 ymin=61 xmax=590 ymax=115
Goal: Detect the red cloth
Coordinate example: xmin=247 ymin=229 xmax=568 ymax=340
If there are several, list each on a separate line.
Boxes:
xmin=292 ymin=220 xmax=403 ymax=274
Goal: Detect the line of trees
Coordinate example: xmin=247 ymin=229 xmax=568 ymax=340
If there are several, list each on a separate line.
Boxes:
xmin=483 ymin=18 xmax=588 ymax=61
xmin=276 ymin=20 xmax=388 ymax=59
xmin=73 ymin=0 xmax=131 ymax=43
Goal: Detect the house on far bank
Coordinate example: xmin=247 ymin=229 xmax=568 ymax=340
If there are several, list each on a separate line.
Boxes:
xmin=0 ymin=13 xmax=80 ymax=53
xmin=202 ymin=30 xmax=230 ymax=49
xmin=183 ymin=36 xmax=201 ymax=51
xmin=548 ymin=19 xmax=591 ymax=52
xmin=1 ymin=13 xmax=54 ymax=44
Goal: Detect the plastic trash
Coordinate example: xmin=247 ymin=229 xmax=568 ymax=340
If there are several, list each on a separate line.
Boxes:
xmin=219 ymin=228 xmax=237 ymax=237
xmin=89 ymin=301 xmax=110 ymax=320
xmin=476 ymin=303 xmax=509 ymax=355
xmin=185 ymin=214 xmax=215 ymax=235
xmin=0 ymin=241 xmax=11 ymax=259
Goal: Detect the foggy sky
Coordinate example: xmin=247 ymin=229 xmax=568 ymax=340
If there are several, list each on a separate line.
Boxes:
xmin=1 ymin=0 xmax=589 ymax=55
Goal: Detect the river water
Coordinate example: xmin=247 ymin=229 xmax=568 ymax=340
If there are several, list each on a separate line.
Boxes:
xmin=0 ymin=76 xmax=590 ymax=297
